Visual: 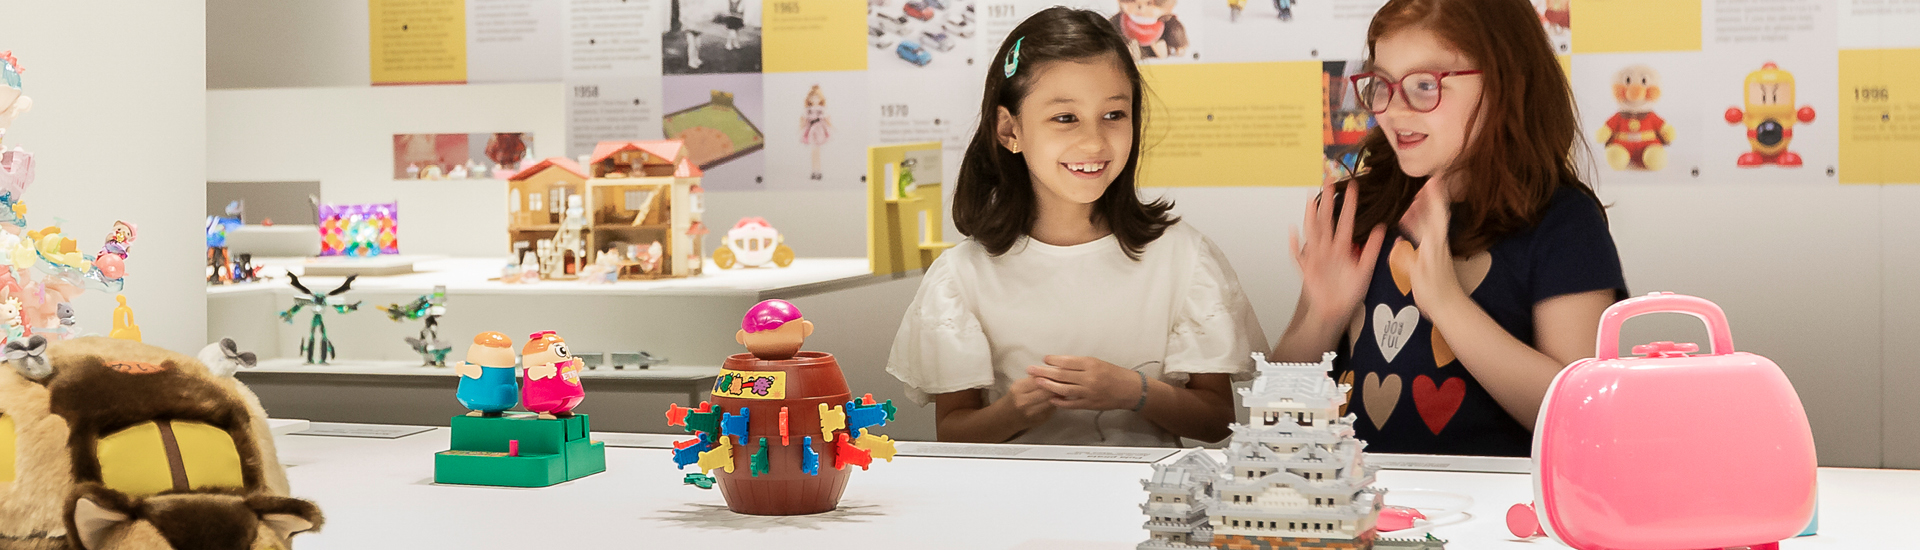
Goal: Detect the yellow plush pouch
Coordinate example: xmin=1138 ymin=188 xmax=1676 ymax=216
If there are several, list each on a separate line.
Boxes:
xmin=0 ymin=414 xmax=14 ymax=483
xmin=96 ymin=420 xmax=243 ymax=496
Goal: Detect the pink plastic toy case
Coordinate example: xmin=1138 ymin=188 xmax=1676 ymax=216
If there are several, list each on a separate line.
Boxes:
xmin=1508 ymin=292 xmax=1816 ymax=550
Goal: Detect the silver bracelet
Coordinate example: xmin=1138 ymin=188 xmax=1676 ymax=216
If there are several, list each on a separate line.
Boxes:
xmin=1130 ymin=370 xmax=1149 ymax=412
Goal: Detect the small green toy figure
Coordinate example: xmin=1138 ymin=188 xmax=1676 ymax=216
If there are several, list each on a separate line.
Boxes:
xmin=383 ymin=285 xmax=450 ymax=366
xmin=279 ymin=273 xmax=362 ymax=364
xmin=895 ymin=157 xmax=917 ymax=199
xmin=683 ymin=473 xmax=716 ymax=489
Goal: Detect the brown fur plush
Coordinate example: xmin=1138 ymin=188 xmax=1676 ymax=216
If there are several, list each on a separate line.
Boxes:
xmin=0 ymin=337 xmax=301 ymax=543
xmin=0 ymin=356 xmax=75 ymax=537
xmin=64 ymin=484 xmax=321 ymax=550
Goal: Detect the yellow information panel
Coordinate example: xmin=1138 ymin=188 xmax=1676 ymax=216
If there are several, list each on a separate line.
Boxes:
xmin=763 ymin=0 xmax=867 ymax=73
xmin=369 ymin=0 xmax=468 ymax=85
xmin=1571 ymin=0 xmax=1702 ymax=53
xmin=1839 ymin=48 xmax=1920 ymax=184
xmin=1138 ymin=61 xmax=1322 ymax=187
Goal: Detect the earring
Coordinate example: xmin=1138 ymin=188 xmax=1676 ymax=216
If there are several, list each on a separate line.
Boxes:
xmin=1008 ymin=139 xmax=1021 ymax=154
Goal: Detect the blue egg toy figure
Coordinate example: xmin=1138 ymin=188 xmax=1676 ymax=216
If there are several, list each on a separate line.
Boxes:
xmin=455 ymin=331 xmax=520 ymax=416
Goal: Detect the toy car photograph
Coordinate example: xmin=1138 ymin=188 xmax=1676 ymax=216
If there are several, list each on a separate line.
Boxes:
xmin=896 ymin=40 xmax=933 ymax=66
xmin=904 ymin=1 xmax=936 ymax=21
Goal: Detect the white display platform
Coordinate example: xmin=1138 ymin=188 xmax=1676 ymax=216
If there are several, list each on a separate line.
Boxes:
xmin=208 ymin=257 xmax=909 ymax=406
xmin=209 ymin=257 xmax=883 ymax=298
xmin=267 ymin=418 xmax=310 ymax=437
xmin=243 ymin=358 xmax=719 ymax=405
xmin=275 ymin=428 xmax=1896 ymax=549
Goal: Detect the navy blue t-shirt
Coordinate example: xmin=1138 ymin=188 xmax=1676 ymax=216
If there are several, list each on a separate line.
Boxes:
xmin=1337 ymin=186 xmax=1627 ymax=457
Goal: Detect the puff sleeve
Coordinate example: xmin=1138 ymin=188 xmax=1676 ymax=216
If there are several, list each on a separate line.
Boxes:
xmin=885 ymin=256 xmax=994 ymax=406
xmin=1162 ymin=237 xmax=1266 ymax=385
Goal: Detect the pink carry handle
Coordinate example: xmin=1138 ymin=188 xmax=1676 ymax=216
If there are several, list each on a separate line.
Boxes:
xmin=1594 ymin=292 xmax=1735 ymax=360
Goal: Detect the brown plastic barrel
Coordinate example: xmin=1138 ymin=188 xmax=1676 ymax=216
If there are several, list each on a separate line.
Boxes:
xmin=710 ymin=351 xmax=852 ymax=515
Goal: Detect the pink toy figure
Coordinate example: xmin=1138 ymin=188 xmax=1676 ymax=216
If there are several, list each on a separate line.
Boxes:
xmin=735 ymin=299 xmax=814 ymax=361
xmin=0 ymin=147 xmax=31 ymax=195
xmin=521 ymin=330 xmax=585 ymax=419
xmin=98 ymin=220 xmax=135 ymax=259
xmin=1510 ymin=292 xmax=1815 ymax=550
xmin=800 ymin=85 xmax=833 ymax=180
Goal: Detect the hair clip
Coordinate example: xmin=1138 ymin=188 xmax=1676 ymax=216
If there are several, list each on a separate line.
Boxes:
xmin=1003 ymin=37 xmax=1024 ymax=79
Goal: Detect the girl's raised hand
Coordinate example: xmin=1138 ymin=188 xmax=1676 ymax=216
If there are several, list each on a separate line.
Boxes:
xmin=1292 ymin=177 xmax=1388 ymax=325
xmin=1391 ymin=176 xmax=1468 ymax=310
xmin=1027 ymin=356 xmax=1141 ymax=410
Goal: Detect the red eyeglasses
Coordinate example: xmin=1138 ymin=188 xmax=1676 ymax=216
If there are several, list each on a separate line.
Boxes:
xmin=1349 ymin=70 xmax=1482 ymax=114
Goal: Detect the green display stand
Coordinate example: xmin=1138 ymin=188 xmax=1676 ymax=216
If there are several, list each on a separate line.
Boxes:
xmin=434 ymin=413 xmax=607 ymax=487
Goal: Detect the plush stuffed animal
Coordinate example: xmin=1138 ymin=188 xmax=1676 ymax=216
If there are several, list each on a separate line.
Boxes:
xmin=0 ymin=336 xmax=318 ymax=550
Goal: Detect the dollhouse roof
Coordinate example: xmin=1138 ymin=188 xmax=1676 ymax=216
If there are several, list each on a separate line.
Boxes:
xmin=509 ymin=157 xmax=588 ymax=181
xmin=588 ymin=140 xmax=703 ymax=177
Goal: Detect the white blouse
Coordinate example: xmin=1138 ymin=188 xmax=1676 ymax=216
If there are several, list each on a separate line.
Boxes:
xmin=886 ymin=222 xmax=1266 ymax=446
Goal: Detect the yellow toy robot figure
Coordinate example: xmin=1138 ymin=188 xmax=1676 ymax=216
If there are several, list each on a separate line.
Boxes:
xmin=1724 ymin=62 xmax=1815 ymax=168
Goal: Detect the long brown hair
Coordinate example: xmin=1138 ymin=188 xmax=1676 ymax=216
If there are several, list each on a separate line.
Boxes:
xmin=1342 ymin=0 xmax=1597 ymax=253
xmin=952 ymin=7 xmax=1176 ymax=259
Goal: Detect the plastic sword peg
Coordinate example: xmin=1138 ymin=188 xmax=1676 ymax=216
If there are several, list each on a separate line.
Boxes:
xmin=800 ymin=436 xmax=820 ymax=476
xmin=854 ymin=428 xmax=897 ymax=462
xmin=819 ymin=403 xmax=846 ymax=440
xmin=846 ymin=400 xmax=887 ymax=433
xmin=833 ymin=432 xmax=874 ymax=471
xmin=696 ymin=436 xmax=735 ymax=474
xmin=721 ymin=408 xmax=751 ymax=439
xmin=779 ymin=406 xmax=790 ymax=446
xmin=750 ymin=437 xmax=771 ymax=477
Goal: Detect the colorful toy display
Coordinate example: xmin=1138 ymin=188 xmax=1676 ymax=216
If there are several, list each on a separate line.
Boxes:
xmin=0 ymin=336 xmax=322 ymax=548
xmin=206 ymin=201 xmax=252 ymax=284
xmin=436 ymin=330 xmax=607 ymax=488
xmin=1136 ymin=352 xmax=1446 ymax=550
xmin=455 ymin=331 xmax=520 ymax=417
xmin=318 ymin=202 xmax=399 ymax=256
xmin=666 ymin=299 xmax=895 ymax=515
xmin=521 ymin=330 xmax=586 ymax=419
xmin=382 ymin=285 xmax=449 ymax=366
xmin=1598 ymin=65 xmax=1674 ymax=171
xmin=0 ymin=54 xmax=137 ymax=344
xmin=1725 ymin=62 xmax=1815 ymax=168
xmin=1506 ymin=292 xmax=1815 ymax=550
xmin=277 ymin=273 xmax=362 ymax=364
xmin=0 ymin=50 xmax=29 ymax=147
xmin=713 ymin=217 xmax=794 ymax=269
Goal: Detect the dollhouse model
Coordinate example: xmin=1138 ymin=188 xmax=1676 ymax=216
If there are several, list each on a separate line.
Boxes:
xmin=505 ymin=140 xmax=707 ymax=280
xmin=507 ymin=157 xmax=590 ymax=276
xmin=1138 ymin=352 xmax=1446 ymax=550
xmin=586 ymin=140 xmax=705 ymax=278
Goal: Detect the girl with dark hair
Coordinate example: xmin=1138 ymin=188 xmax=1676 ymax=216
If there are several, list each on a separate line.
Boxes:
xmin=885 ymin=7 xmax=1264 ymax=446
xmin=1273 ymin=0 xmax=1626 ymax=456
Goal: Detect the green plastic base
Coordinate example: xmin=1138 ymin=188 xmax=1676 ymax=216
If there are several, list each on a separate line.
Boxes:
xmin=434 ymin=413 xmax=607 ymax=488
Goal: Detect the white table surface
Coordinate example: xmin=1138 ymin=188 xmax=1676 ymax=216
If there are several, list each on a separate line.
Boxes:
xmin=274 ymin=427 xmax=1903 ymax=549
xmin=208 ymin=257 xmax=882 ymax=298
xmin=247 ymin=358 xmax=719 ymax=381
xmin=267 ymin=418 xmax=311 ymax=437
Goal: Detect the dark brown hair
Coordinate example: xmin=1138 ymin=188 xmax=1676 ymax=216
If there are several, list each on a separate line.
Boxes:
xmin=1341 ymin=0 xmax=1599 ymax=253
xmin=952 ymin=7 xmax=1176 ymax=259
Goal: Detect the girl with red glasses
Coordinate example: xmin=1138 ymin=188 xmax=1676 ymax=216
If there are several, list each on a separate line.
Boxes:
xmin=1270 ymin=0 xmax=1625 ymax=456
